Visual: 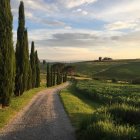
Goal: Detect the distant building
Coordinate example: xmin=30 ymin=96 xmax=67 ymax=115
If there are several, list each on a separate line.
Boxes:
xmin=103 ymin=57 xmax=113 ymax=61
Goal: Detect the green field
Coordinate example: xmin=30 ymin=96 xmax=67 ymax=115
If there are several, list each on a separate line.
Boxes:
xmin=60 ymin=80 xmax=140 ymax=140
xmin=73 ymin=59 xmax=140 ymax=81
xmin=76 ymin=80 xmax=140 ymax=107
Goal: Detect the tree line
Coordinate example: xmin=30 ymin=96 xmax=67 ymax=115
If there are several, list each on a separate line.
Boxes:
xmin=0 ymin=0 xmax=40 ymax=107
xmin=46 ymin=63 xmax=74 ymax=87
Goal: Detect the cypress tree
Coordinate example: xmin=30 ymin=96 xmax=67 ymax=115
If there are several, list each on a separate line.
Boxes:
xmin=62 ymin=67 xmax=67 ymax=82
xmin=30 ymin=41 xmax=36 ymax=88
xmin=24 ymin=30 xmax=32 ymax=90
xmin=63 ymin=71 xmax=67 ymax=82
xmin=46 ymin=63 xmax=50 ymax=87
xmin=35 ymin=51 xmax=40 ymax=87
xmin=50 ymin=65 xmax=53 ymax=86
xmin=0 ymin=0 xmax=15 ymax=106
xmin=56 ymin=69 xmax=59 ymax=85
xmin=46 ymin=64 xmax=49 ymax=87
xmin=52 ymin=65 xmax=56 ymax=86
xmin=28 ymin=64 xmax=32 ymax=89
xmin=15 ymin=1 xmax=26 ymax=96
xmin=23 ymin=29 xmax=30 ymax=90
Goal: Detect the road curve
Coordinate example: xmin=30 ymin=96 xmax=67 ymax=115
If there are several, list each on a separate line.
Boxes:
xmin=0 ymin=82 xmax=76 ymax=140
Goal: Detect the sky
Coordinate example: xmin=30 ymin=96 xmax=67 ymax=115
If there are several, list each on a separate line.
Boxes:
xmin=11 ymin=0 xmax=140 ymax=61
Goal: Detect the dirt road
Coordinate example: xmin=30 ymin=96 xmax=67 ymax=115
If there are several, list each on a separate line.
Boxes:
xmin=0 ymin=82 xmax=76 ymax=140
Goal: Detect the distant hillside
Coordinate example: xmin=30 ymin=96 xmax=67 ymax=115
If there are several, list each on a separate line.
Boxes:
xmin=73 ymin=59 xmax=140 ymax=81
xmin=95 ymin=61 xmax=140 ymax=81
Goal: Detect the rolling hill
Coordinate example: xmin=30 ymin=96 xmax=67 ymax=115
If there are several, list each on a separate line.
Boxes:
xmin=73 ymin=59 xmax=140 ymax=81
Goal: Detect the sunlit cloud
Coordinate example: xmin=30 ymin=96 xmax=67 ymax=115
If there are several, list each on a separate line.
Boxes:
xmin=59 ymin=0 xmax=97 ymax=8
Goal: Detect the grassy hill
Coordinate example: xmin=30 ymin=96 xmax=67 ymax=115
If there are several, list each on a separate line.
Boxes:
xmin=95 ymin=61 xmax=140 ymax=81
xmin=39 ymin=59 xmax=140 ymax=81
xmin=73 ymin=59 xmax=140 ymax=81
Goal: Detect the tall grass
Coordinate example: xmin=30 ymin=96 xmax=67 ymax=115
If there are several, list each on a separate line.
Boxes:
xmin=76 ymin=80 xmax=140 ymax=107
xmin=75 ymin=80 xmax=140 ymax=140
xmin=78 ymin=110 xmax=139 ymax=140
xmin=107 ymin=104 xmax=140 ymax=126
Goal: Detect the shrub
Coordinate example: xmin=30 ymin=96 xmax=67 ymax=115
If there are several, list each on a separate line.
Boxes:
xmin=112 ymin=78 xmax=117 ymax=83
xmin=132 ymin=78 xmax=140 ymax=84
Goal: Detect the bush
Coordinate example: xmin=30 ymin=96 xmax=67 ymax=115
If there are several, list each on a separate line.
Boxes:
xmin=132 ymin=78 xmax=140 ymax=84
xmin=112 ymin=78 xmax=117 ymax=83
xmin=93 ymin=77 xmax=100 ymax=80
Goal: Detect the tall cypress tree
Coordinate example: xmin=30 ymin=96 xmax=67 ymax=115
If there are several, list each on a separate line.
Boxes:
xmin=23 ymin=29 xmax=30 ymax=90
xmin=56 ymin=67 xmax=60 ymax=85
xmin=30 ymin=41 xmax=36 ymax=88
xmin=0 ymin=0 xmax=15 ymax=106
xmin=35 ymin=51 xmax=40 ymax=87
xmin=55 ymin=63 xmax=64 ymax=85
xmin=52 ymin=65 xmax=56 ymax=86
xmin=28 ymin=64 xmax=32 ymax=90
xmin=46 ymin=63 xmax=51 ymax=87
xmin=63 ymin=67 xmax=68 ymax=82
xmin=15 ymin=1 xmax=26 ymax=96
xmin=50 ymin=65 xmax=53 ymax=87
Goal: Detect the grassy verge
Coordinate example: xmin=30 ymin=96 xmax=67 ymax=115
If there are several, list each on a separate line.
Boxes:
xmin=0 ymin=85 xmax=46 ymax=129
xmin=59 ymin=86 xmax=101 ymax=128
xmin=60 ymin=84 xmax=140 ymax=140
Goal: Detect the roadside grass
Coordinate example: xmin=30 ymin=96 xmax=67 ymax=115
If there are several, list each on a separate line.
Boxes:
xmin=40 ymin=73 xmax=46 ymax=85
xmin=0 ymin=85 xmax=46 ymax=129
xmin=60 ymin=82 xmax=140 ymax=140
xmin=59 ymin=86 xmax=101 ymax=128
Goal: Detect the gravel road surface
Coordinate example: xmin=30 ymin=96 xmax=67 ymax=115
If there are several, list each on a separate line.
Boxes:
xmin=0 ymin=82 xmax=76 ymax=140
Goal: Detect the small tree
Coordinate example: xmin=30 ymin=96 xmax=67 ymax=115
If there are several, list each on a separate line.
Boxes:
xmin=99 ymin=57 xmax=102 ymax=62
xmin=63 ymin=65 xmax=75 ymax=81
xmin=43 ymin=60 xmax=46 ymax=65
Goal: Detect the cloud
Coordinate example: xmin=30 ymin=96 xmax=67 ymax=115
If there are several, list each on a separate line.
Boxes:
xmin=95 ymin=0 xmax=140 ymax=22
xmin=12 ymin=27 xmax=140 ymax=60
xmin=11 ymin=0 xmax=70 ymax=28
xmin=26 ymin=28 xmax=140 ymax=48
xmin=26 ymin=28 xmax=140 ymax=60
xmin=38 ymin=47 xmax=96 ymax=61
xmin=77 ymin=9 xmax=82 ymax=12
xmin=64 ymin=26 xmax=72 ymax=30
xmin=73 ymin=8 xmax=88 ymax=16
xmin=105 ymin=21 xmax=139 ymax=31
xmin=12 ymin=0 xmax=58 ymax=13
xmin=82 ymin=11 xmax=88 ymax=15
xmin=59 ymin=0 xmax=97 ymax=8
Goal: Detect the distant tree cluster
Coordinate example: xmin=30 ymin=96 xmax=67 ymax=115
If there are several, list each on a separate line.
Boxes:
xmin=0 ymin=1 xmax=40 ymax=107
xmin=46 ymin=63 xmax=74 ymax=87
xmin=98 ymin=57 xmax=112 ymax=62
